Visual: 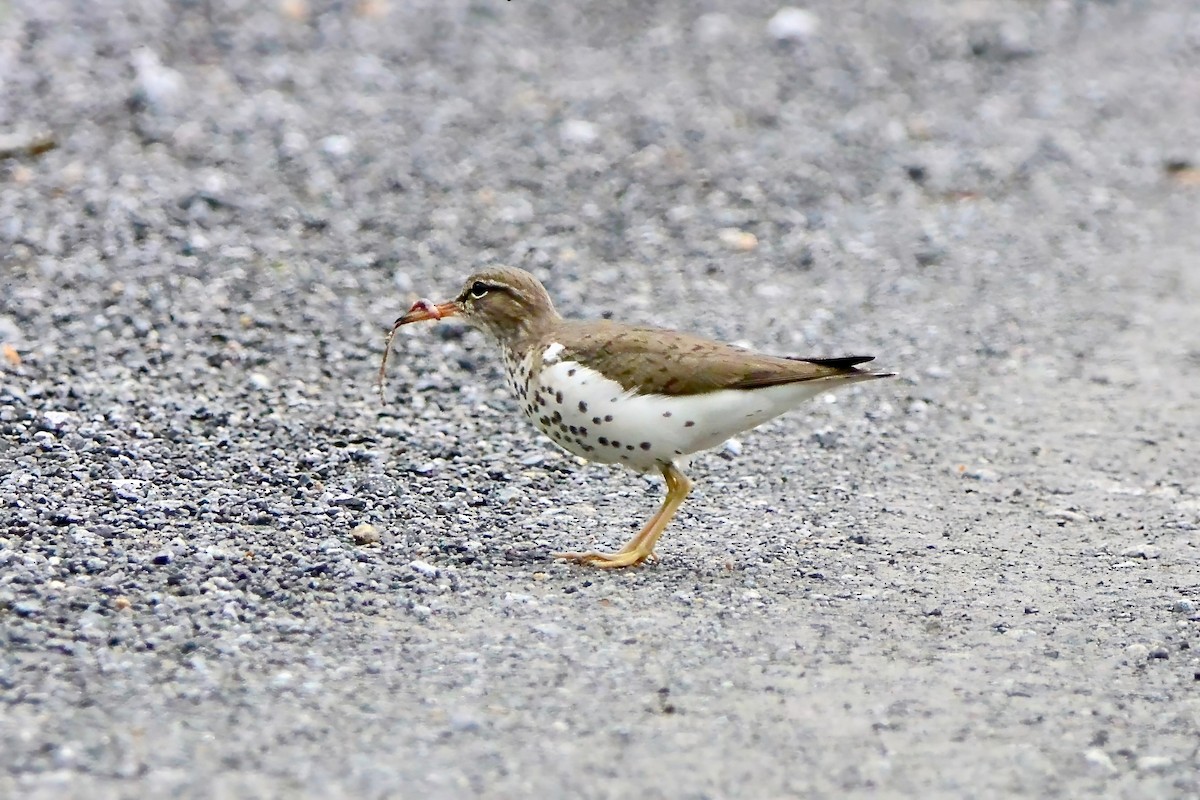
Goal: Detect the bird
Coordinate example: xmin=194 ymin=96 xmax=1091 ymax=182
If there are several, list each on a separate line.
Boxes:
xmin=380 ymin=266 xmax=893 ymax=569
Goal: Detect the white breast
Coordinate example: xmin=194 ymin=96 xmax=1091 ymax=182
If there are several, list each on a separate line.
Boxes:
xmin=522 ymin=355 xmax=838 ymax=472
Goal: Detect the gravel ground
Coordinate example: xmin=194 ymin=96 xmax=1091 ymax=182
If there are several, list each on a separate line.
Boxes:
xmin=2 ymin=1 xmax=1199 ymax=797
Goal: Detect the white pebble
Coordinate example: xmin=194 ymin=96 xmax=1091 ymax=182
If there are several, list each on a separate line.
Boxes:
xmin=1136 ymin=755 xmax=1172 ymax=773
xmin=408 ymin=559 xmax=438 ymax=578
xmin=1119 ymin=544 xmax=1159 ymax=559
xmin=766 ymin=8 xmax=820 ymax=42
xmin=1124 ymin=643 xmax=1149 ymax=660
xmin=560 ymin=119 xmax=598 ymax=147
xmin=351 ymin=523 xmax=380 ymax=545
xmin=1082 ymin=748 xmax=1117 ymax=774
xmin=496 ymin=487 xmax=523 ymax=503
xmin=718 ymin=227 xmax=758 ymax=252
xmin=131 ymin=47 xmax=186 ymax=111
xmin=320 ymin=135 xmax=354 ymax=157
xmin=42 ymin=411 xmax=73 ymax=430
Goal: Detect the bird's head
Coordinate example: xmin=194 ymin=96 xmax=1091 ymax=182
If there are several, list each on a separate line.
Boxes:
xmin=391 ymin=266 xmax=560 ymax=346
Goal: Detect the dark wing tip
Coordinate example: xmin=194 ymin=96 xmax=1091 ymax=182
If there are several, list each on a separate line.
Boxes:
xmin=790 ymin=355 xmax=876 ymax=369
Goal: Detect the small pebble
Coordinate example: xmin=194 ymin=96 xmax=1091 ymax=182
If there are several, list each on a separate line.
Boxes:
xmin=350 ymin=523 xmax=380 ymax=545
xmin=13 ymin=599 xmax=43 ymax=617
xmin=811 ymin=430 xmax=839 ymax=448
xmin=319 ymin=134 xmax=354 ymax=157
xmin=1083 ymin=748 xmax=1117 ymax=775
xmin=331 ymin=495 xmax=367 ymax=510
xmin=717 ymin=228 xmax=758 ymax=252
xmin=409 ymin=560 xmax=438 ymax=578
xmin=496 ymin=487 xmax=523 ymax=503
xmin=1136 ymin=755 xmax=1172 ymax=773
xmin=1045 ymin=509 xmax=1087 ymax=523
xmin=1124 ymin=643 xmax=1149 ymax=660
xmin=560 ymin=120 xmax=598 ymax=147
xmin=449 ymin=714 xmax=481 ymax=733
xmin=131 ymin=47 xmax=186 ymax=112
xmin=41 ymin=411 xmax=73 ymax=431
xmin=766 ymin=7 xmax=820 ymax=41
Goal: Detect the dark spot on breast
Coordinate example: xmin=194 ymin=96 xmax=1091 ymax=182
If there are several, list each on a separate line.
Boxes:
xmin=592 ymin=416 xmax=602 ymax=425
xmin=684 ymin=420 xmax=695 ymax=427
xmin=551 ymin=411 xmax=562 ymax=423
xmin=539 ymin=416 xmax=550 ymax=426
xmin=662 ymin=411 xmax=672 ymax=418
xmin=568 ymin=425 xmax=578 ymax=434
xmin=611 ymin=441 xmax=621 ymax=448
xmin=567 ymin=368 xmax=576 ymax=377
xmin=604 ymin=415 xmax=613 ymax=422
xmin=598 ymin=437 xmax=609 ymax=445
xmin=555 ymin=391 xmax=563 ymax=404
xmin=578 ymin=401 xmax=588 ymax=413
xmin=640 ymin=442 xmax=651 ymax=450
xmin=578 ymin=426 xmax=588 ymax=436
xmin=625 ymin=444 xmax=634 ymax=451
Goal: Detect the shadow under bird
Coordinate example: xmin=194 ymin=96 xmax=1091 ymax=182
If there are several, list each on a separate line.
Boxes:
xmin=380 ymin=266 xmax=893 ymax=569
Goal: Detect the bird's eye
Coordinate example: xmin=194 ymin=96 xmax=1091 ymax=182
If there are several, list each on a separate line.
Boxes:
xmin=469 ymin=281 xmax=490 ymax=299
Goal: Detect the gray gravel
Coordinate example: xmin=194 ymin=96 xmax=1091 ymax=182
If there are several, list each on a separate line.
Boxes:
xmin=2 ymin=1 xmax=1199 ymax=797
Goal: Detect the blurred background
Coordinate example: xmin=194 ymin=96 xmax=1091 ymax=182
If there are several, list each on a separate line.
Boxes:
xmin=1 ymin=1 xmax=1198 ymax=797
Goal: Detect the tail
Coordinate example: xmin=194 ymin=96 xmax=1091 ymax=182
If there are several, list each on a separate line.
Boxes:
xmin=791 ymin=355 xmax=896 ymax=380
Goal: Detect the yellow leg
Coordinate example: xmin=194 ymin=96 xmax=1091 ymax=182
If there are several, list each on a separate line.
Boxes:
xmin=554 ymin=463 xmax=693 ymax=569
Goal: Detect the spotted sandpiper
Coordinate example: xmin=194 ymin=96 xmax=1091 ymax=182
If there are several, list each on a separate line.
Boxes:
xmin=380 ymin=266 xmax=893 ymax=568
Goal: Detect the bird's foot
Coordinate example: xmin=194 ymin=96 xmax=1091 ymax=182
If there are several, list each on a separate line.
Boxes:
xmin=553 ymin=547 xmax=659 ymax=569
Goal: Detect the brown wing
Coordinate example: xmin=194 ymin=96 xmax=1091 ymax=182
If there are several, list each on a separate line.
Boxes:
xmin=554 ymin=321 xmax=884 ymax=397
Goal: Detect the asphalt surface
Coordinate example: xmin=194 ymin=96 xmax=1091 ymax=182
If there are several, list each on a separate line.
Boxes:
xmin=2 ymin=1 xmax=1199 ymax=797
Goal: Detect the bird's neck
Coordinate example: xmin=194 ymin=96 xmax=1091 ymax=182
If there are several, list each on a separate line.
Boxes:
xmin=490 ymin=311 xmax=562 ymax=360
